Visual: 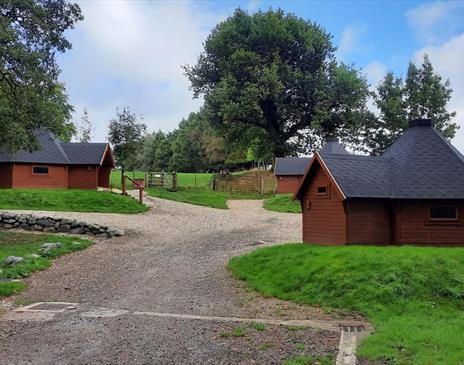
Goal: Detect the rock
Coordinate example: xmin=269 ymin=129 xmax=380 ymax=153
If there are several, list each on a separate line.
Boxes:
xmin=19 ymin=224 xmax=31 ymax=231
xmin=29 ymin=254 xmax=41 ymax=259
xmin=57 ymin=224 xmax=71 ymax=233
xmin=3 ymin=224 xmax=13 ymax=229
xmin=37 ymin=219 xmax=55 ymax=227
xmin=13 ymin=222 xmax=20 ymax=228
xmin=31 ymin=225 xmax=43 ymax=231
xmin=40 ymin=242 xmax=62 ymax=253
xmin=2 ymin=256 xmax=24 ymax=266
xmin=28 ymin=218 xmax=36 ymax=225
xmin=43 ymin=227 xmax=56 ymax=233
xmin=96 ymin=233 xmax=107 ymax=237
xmin=18 ymin=216 xmax=29 ymax=224
xmin=107 ymin=228 xmax=124 ymax=237
xmin=70 ymin=227 xmax=85 ymax=234
xmin=60 ymin=218 xmax=73 ymax=225
xmin=3 ymin=219 xmax=16 ymax=224
xmin=71 ymin=220 xmax=79 ymax=228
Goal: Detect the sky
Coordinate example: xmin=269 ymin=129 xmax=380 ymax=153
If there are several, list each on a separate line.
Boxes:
xmin=58 ymin=0 xmax=464 ymax=152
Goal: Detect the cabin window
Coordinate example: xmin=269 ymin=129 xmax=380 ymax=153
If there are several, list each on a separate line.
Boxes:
xmin=429 ymin=206 xmax=458 ymax=221
xmin=32 ymin=166 xmax=49 ymax=175
xmin=317 ymin=185 xmax=328 ymax=196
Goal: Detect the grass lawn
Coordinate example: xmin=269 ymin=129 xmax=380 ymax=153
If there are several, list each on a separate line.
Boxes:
xmin=0 ymin=231 xmax=92 ymax=297
xmin=0 ymin=189 xmax=148 ymax=214
xmin=229 ymin=244 xmax=464 ymax=365
xmin=146 ymin=187 xmax=272 ymax=209
xmin=263 ymin=194 xmax=301 ymax=213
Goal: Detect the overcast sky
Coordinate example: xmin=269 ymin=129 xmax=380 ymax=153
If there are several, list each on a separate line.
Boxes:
xmin=58 ymin=0 xmax=464 ymax=152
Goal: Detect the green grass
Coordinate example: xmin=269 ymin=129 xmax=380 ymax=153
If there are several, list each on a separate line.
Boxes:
xmin=282 ymin=355 xmax=334 ymax=365
xmin=0 ymin=231 xmax=92 ymax=296
xmin=146 ymin=187 xmax=272 ymax=209
xmin=0 ymin=189 xmax=148 ymax=214
xmin=263 ymin=194 xmax=301 ymax=213
xmin=229 ymin=244 xmax=464 ymax=365
xmin=232 ymin=327 xmax=247 ymax=337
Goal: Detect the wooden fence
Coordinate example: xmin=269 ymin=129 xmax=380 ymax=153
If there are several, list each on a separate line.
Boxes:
xmin=212 ymin=174 xmax=275 ymax=194
xmin=145 ymin=171 xmax=177 ymax=190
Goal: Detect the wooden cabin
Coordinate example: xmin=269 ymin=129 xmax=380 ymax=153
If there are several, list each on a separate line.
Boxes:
xmin=294 ymin=119 xmax=464 ymax=246
xmin=274 ymin=157 xmax=310 ymax=194
xmin=0 ymin=130 xmax=114 ymax=190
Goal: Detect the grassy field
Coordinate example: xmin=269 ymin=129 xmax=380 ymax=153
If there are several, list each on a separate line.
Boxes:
xmin=0 ymin=231 xmax=92 ymax=296
xmin=147 ymin=187 xmax=272 ymax=209
xmin=110 ymin=171 xmax=214 ymax=189
xmin=229 ymin=244 xmax=464 ymax=365
xmin=0 ymin=189 xmax=148 ymax=214
xmin=263 ymin=194 xmax=301 ymax=213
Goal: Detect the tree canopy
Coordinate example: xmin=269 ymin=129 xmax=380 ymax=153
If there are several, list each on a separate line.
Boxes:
xmin=185 ymin=8 xmax=371 ymax=157
xmin=0 ymin=0 xmax=83 ymax=151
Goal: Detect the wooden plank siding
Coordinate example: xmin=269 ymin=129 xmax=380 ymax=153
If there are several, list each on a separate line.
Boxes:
xmin=11 ymin=164 xmax=67 ymax=189
xmin=276 ymin=175 xmax=302 ymax=194
xmin=395 ymin=200 xmax=464 ymax=246
xmin=0 ymin=163 xmax=12 ymax=188
xmin=68 ymin=166 xmax=99 ymax=190
xmin=346 ymin=200 xmax=391 ymax=244
xmin=302 ymin=162 xmax=346 ymax=245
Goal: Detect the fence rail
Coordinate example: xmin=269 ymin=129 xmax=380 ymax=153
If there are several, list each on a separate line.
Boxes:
xmin=212 ymin=174 xmax=275 ymax=194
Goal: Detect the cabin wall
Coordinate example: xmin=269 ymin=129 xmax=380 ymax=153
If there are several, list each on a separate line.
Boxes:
xmin=346 ymin=200 xmax=391 ymax=244
xmin=396 ymin=200 xmax=464 ymax=245
xmin=68 ymin=166 xmax=98 ymax=190
xmin=276 ymin=175 xmax=302 ymax=194
xmin=0 ymin=163 xmax=12 ymax=188
xmin=98 ymin=167 xmax=112 ymax=188
xmin=302 ymin=164 xmax=346 ymax=245
xmin=12 ymin=164 xmax=67 ymax=189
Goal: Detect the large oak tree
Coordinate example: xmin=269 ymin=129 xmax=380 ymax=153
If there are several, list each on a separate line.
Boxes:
xmin=185 ymin=8 xmax=371 ymax=157
xmin=0 ymin=0 xmax=82 ymax=152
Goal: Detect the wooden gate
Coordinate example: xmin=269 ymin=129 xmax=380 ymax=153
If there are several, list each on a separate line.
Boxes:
xmin=145 ymin=171 xmax=177 ymax=190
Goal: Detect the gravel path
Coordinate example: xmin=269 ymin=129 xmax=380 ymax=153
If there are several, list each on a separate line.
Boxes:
xmin=0 ymin=197 xmax=348 ymax=364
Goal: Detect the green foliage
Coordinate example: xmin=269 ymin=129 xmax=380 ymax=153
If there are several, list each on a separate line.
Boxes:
xmin=108 ymin=107 xmax=147 ymax=171
xmin=365 ymin=55 xmax=459 ymax=154
xmin=229 ymin=244 xmax=464 ymax=364
xmin=77 ymin=107 xmax=92 ymax=143
xmin=250 ymin=321 xmax=267 ymax=331
xmin=0 ymin=231 xmax=92 ymax=296
xmin=232 ymin=327 xmax=246 ymax=337
xmin=263 ymin=194 xmax=301 ymax=213
xmin=0 ymin=189 xmax=148 ymax=214
xmin=146 ymin=187 xmax=271 ymax=209
xmin=0 ymin=1 xmax=82 ymax=152
xmin=282 ymin=355 xmax=334 ymax=365
xmin=185 ymin=8 xmax=371 ymax=157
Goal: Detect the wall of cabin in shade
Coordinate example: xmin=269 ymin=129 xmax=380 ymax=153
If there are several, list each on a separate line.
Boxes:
xmin=68 ymin=166 xmax=98 ymax=189
xmin=346 ymin=200 xmax=391 ymax=244
xmin=98 ymin=167 xmax=112 ymax=188
xmin=395 ymin=200 xmax=464 ymax=245
xmin=12 ymin=164 xmax=67 ymax=189
xmin=276 ymin=175 xmax=302 ymax=194
xmin=0 ymin=164 xmax=12 ymax=188
xmin=302 ymin=163 xmax=346 ymax=245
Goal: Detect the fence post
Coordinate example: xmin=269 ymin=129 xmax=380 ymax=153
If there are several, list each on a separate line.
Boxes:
xmin=122 ymin=175 xmax=126 ymax=195
xmin=161 ymin=171 xmax=165 ymax=188
xmin=260 ymin=177 xmax=264 ymax=195
xmin=172 ymin=171 xmax=177 ymax=189
xmin=139 ymin=186 xmax=143 ymax=204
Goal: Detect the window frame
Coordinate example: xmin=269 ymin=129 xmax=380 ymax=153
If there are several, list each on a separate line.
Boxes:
xmin=428 ymin=205 xmax=458 ymax=222
xmin=31 ymin=166 xmax=49 ymax=176
xmin=316 ymin=185 xmax=329 ymax=196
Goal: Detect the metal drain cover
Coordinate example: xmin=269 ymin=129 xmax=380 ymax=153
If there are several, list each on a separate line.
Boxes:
xmin=339 ymin=325 xmax=365 ymax=333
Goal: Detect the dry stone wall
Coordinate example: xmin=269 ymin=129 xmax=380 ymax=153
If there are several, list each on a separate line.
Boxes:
xmin=0 ymin=212 xmax=124 ymax=238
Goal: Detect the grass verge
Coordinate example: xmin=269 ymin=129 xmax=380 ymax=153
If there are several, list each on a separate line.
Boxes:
xmin=0 ymin=189 xmax=148 ymax=214
xmin=146 ymin=187 xmax=271 ymax=209
xmin=229 ymin=244 xmax=464 ymax=365
xmin=263 ymin=194 xmax=301 ymax=213
xmin=0 ymin=231 xmax=92 ymax=296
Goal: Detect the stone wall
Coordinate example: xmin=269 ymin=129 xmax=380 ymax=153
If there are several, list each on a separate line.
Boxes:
xmin=0 ymin=212 xmax=124 ymax=238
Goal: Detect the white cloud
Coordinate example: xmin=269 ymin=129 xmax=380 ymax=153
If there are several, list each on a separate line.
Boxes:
xmin=337 ymin=23 xmax=368 ymax=57
xmin=58 ymin=1 xmax=228 ymax=142
xmin=406 ymin=1 xmax=464 ymax=44
xmin=414 ymin=33 xmax=464 ymax=152
xmin=363 ymin=61 xmax=387 ymax=86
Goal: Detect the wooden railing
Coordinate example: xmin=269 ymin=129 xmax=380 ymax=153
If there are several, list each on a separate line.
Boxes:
xmin=122 ymin=175 xmax=145 ymax=204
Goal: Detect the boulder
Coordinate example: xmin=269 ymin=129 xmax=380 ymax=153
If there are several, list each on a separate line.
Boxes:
xmin=60 ymin=218 xmax=73 ymax=225
xmin=43 ymin=227 xmax=56 ymax=233
xmin=29 ymin=253 xmax=41 ymax=259
xmin=57 ymin=224 xmax=71 ymax=233
xmin=31 ymin=225 xmax=43 ymax=231
xmin=40 ymin=242 xmax=62 ymax=253
xmin=2 ymin=256 xmax=24 ymax=266
xmin=107 ymin=228 xmax=125 ymax=237
xmin=37 ymin=219 xmax=55 ymax=227
xmin=3 ymin=224 xmax=12 ymax=229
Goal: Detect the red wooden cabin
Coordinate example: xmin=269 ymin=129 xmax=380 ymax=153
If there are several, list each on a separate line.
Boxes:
xmin=294 ymin=119 xmax=464 ymax=246
xmin=0 ymin=130 xmax=114 ymax=190
xmin=274 ymin=157 xmax=310 ymax=194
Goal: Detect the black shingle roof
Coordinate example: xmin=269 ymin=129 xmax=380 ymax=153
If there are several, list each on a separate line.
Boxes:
xmin=275 ymin=157 xmax=310 ymax=176
xmin=319 ymin=138 xmax=350 ymax=156
xmin=298 ymin=121 xmax=464 ymax=200
xmin=0 ymin=130 xmax=110 ymax=166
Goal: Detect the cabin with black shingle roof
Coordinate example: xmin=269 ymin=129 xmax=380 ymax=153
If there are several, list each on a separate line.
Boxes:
xmin=274 ymin=157 xmax=310 ymax=194
xmin=0 ymin=130 xmax=114 ymax=190
xmin=294 ymin=119 xmax=464 ymax=246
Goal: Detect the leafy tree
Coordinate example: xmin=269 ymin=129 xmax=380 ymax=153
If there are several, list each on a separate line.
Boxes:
xmin=366 ymin=55 xmax=458 ymax=154
xmin=108 ymin=107 xmax=146 ymax=183
xmin=137 ymin=131 xmax=172 ymax=171
xmin=185 ymin=8 xmax=371 ymax=157
xmin=0 ymin=0 xmax=83 ymax=152
xmin=78 ymin=107 xmax=92 ymax=143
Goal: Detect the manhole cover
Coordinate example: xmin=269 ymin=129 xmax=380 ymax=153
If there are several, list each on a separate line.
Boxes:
xmin=18 ymin=302 xmax=78 ymax=313
xmin=339 ymin=325 xmax=365 ymax=333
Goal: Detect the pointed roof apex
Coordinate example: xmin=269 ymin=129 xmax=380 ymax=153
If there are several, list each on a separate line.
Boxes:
xmin=409 ymin=118 xmax=433 ymax=128
xmin=319 ymin=138 xmax=350 ymax=156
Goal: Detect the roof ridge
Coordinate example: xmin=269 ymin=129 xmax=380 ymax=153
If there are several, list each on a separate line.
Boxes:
xmin=50 ymin=133 xmax=71 ymax=164
xmin=430 ymin=128 xmax=464 ymax=165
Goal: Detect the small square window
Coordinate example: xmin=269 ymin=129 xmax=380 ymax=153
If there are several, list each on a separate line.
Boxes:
xmin=32 ymin=166 xmax=49 ymax=174
xmin=429 ymin=206 xmax=457 ymax=220
xmin=317 ymin=186 xmax=328 ymax=195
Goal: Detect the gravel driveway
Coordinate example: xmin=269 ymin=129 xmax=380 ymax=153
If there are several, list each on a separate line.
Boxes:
xmin=0 ymin=197 xmax=346 ymax=364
